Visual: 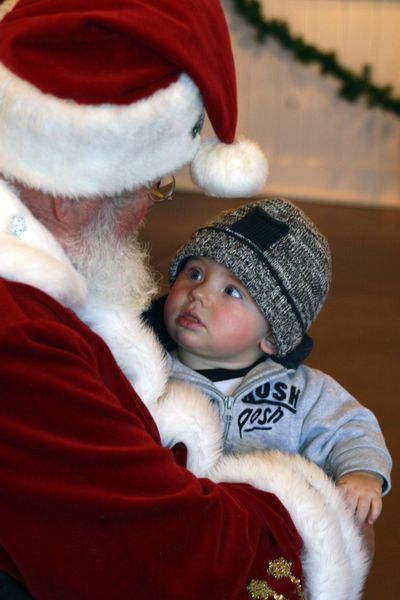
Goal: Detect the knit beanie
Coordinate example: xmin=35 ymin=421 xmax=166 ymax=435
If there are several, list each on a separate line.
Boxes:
xmin=169 ymin=198 xmax=332 ymax=357
xmin=0 ymin=0 xmax=267 ymax=199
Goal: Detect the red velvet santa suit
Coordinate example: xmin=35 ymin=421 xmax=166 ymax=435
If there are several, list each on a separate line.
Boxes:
xmin=0 ymin=182 xmax=305 ymax=599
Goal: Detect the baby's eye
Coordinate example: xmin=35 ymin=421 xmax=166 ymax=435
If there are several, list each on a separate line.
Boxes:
xmin=188 ymin=267 xmax=203 ymax=282
xmin=224 ymin=285 xmax=242 ymax=299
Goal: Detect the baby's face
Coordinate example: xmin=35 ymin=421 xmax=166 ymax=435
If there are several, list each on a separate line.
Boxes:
xmin=164 ymin=257 xmax=274 ymax=370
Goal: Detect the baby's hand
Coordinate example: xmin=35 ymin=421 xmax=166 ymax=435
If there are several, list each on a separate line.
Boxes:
xmin=336 ymin=471 xmax=382 ymax=524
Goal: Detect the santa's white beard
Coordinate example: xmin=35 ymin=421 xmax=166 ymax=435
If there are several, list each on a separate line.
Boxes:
xmin=66 ymin=202 xmax=158 ymax=312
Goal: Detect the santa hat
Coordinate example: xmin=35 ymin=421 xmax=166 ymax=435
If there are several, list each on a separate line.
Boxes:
xmin=0 ymin=0 xmax=268 ymax=199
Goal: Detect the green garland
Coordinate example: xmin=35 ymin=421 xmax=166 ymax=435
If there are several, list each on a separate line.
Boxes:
xmin=230 ymin=0 xmax=400 ymax=118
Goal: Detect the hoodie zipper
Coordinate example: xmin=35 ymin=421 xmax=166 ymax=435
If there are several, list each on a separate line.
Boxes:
xmin=223 ymin=396 xmax=234 ymax=441
xmin=171 ymin=362 xmax=287 ymax=443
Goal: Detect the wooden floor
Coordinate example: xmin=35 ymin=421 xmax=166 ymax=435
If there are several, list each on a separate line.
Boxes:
xmin=140 ymin=193 xmax=399 ymax=599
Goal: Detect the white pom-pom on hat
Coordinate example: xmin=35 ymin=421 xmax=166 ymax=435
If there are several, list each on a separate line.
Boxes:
xmin=191 ymin=136 xmax=268 ymax=198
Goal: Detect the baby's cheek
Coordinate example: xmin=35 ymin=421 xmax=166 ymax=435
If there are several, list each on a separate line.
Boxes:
xmin=163 ymin=295 xmax=179 ymax=334
xmin=216 ymin=317 xmax=256 ymax=346
xmin=164 ymin=289 xmax=181 ymax=317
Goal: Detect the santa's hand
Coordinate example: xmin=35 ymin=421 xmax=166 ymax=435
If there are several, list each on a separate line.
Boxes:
xmin=336 ymin=471 xmax=383 ymax=524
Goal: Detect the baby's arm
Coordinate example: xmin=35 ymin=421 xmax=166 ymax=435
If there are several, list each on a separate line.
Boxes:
xmin=336 ymin=471 xmax=383 ymax=524
xmin=299 ymin=370 xmax=391 ymax=524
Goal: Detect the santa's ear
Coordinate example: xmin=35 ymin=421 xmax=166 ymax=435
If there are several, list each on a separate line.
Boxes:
xmin=259 ymin=336 xmax=278 ymax=356
xmin=53 ymin=196 xmax=71 ymax=221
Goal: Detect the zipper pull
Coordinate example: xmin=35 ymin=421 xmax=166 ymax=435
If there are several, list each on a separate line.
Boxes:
xmin=223 ymin=396 xmax=234 ymax=441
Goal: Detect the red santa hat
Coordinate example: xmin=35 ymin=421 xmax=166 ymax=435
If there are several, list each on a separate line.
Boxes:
xmin=0 ymin=0 xmax=268 ymax=199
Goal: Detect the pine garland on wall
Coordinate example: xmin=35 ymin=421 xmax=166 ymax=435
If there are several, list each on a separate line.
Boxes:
xmin=230 ymin=0 xmax=400 ymax=118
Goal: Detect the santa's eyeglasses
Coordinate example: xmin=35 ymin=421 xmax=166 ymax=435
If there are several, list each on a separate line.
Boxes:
xmin=149 ymin=175 xmax=176 ymax=203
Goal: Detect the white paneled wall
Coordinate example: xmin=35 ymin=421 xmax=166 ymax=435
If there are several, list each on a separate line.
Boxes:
xmin=178 ymin=0 xmax=400 ymax=207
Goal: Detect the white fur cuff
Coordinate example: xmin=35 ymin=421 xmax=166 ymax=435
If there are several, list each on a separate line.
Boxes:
xmin=209 ymin=450 xmax=369 ymax=600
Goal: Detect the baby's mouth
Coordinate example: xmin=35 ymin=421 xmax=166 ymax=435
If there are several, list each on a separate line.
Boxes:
xmin=177 ymin=310 xmax=204 ymax=328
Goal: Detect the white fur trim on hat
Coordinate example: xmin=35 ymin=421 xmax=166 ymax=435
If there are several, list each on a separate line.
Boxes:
xmin=0 ymin=64 xmax=203 ymax=198
xmin=191 ymin=136 xmax=268 ymax=197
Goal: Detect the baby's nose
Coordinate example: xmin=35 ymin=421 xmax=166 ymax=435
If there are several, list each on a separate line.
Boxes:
xmin=190 ymin=281 xmax=211 ymax=302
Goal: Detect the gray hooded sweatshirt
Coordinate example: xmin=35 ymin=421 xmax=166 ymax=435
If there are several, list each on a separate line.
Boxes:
xmin=167 ymin=354 xmax=392 ymax=493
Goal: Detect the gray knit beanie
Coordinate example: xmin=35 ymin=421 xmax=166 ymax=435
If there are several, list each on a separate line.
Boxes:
xmin=169 ymin=198 xmax=332 ymax=357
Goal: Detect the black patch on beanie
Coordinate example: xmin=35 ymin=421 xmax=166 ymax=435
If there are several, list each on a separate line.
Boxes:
xmin=229 ymin=207 xmax=289 ymax=251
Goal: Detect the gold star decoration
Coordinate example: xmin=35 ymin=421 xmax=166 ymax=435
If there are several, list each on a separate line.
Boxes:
xmin=247 ymin=579 xmax=286 ymax=600
xmin=247 ymin=557 xmax=304 ymax=599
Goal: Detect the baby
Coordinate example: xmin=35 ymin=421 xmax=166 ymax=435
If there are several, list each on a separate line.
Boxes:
xmin=159 ymin=197 xmax=392 ymax=525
